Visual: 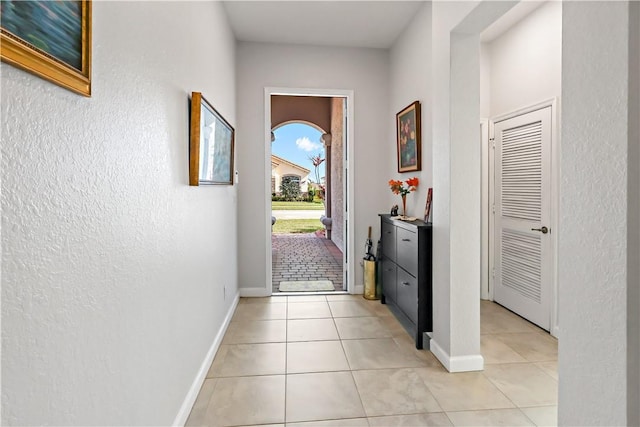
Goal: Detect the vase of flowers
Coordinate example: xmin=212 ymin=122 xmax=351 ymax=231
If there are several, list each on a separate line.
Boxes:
xmin=388 ymin=177 xmax=419 ymax=217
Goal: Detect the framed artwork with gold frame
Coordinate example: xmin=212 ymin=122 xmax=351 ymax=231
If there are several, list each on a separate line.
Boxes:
xmin=189 ymin=92 xmax=235 ymax=186
xmin=1 ymin=1 xmax=92 ymax=96
xmin=396 ymin=101 xmax=421 ymax=172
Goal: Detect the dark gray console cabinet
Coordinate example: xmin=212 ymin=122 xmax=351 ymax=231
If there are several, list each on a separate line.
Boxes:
xmin=379 ymin=214 xmax=432 ymax=349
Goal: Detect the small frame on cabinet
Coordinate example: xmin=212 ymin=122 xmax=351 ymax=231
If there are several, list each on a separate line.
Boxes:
xmin=0 ymin=0 xmax=92 ymax=96
xmin=396 ymin=101 xmax=421 ymax=173
xmin=424 ymin=187 xmax=433 ymax=223
xmin=189 ymin=92 xmax=235 ymax=186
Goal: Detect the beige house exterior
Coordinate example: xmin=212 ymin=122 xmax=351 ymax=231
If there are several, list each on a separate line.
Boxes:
xmin=271 ymin=154 xmax=311 ymax=194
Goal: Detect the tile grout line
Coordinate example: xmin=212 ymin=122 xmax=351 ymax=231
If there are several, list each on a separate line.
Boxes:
xmin=442 ymin=407 xmax=538 ymax=426
xmin=480 ymin=369 xmax=532 ymax=412
xmin=497 ymin=339 xmax=553 ymax=366
xmin=284 ymin=299 xmax=289 ymax=424
xmin=518 ymin=407 xmax=546 ymax=426
xmin=332 ymin=305 xmax=370 ymax=422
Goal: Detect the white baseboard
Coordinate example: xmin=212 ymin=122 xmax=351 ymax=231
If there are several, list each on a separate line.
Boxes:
xmin=429 ymin=339 xmax=451 ymax=370
xmin=172 ymin=292 xmax=240 ymax=426
xmin=239 ymin=287 xmax=271 ymax=297
xmin=430 ymin=339 xmax=484 ymax=373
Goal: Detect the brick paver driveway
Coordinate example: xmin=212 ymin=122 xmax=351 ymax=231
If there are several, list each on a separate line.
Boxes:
xmin=271 ymin=232 xmax=344 ymax=293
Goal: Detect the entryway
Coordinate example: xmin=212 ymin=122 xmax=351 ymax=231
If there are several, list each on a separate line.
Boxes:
xmin=266 ymin=88 xmax=355 ymax=295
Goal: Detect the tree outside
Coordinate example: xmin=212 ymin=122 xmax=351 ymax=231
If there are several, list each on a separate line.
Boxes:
xmin=280 ymin=175 xmax=301 ymax=200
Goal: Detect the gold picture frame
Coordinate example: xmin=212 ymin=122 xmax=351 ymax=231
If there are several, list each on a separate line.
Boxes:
xmin=189 ymin=92 xmax=235 ymax=186
xmin=1 ymin=1 xmax=92 ymax=96
xmin=396 ymin=101 xmax=422 ymax=172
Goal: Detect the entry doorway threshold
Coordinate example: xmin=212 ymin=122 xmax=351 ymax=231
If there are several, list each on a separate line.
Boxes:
xmin=274 ymin=291 xmax=350 ymax=297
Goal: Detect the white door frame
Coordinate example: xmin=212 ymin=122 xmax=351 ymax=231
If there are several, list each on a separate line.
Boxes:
xmin=264 ymin=87 xmax=356 ymax=294
xmin=480 ymin=118 xmax=491 ymax=300
xmin=487 ymin=98 xmax=559 ymax=337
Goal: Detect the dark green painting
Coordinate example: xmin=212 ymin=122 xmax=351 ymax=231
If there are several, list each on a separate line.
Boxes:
xmin=1 ymin=1 xmax=82 ymax=71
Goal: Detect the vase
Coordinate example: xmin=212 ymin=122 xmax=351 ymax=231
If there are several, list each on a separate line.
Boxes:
xmin=401 ymin=194 xmax=407 ymax=217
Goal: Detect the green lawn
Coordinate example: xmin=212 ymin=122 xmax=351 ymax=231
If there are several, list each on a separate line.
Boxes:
xmin=271 ymin=201 xmax=324 ymax=210
xmin=272 ymin=219 xmax=323 ymax=234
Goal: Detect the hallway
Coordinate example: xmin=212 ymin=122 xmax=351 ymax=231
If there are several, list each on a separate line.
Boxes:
xmin=186 ymin=296 xmax=557 ymax=426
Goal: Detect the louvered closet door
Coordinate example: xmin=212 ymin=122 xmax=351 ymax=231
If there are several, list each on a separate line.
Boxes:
xmin=494 ymin=106 xmax=552 ymax=330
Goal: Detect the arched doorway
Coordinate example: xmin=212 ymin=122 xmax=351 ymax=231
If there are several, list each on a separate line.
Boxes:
xmin=270 ymin=122 xmax=343 ymax=293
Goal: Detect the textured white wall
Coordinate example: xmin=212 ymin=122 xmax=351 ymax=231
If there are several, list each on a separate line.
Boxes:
xmin=629 ymin=4 xmax=640 ymax=424
xmin=448 ymin=31 xmax=483 ymax=363
xmin=487 ymin=1 xmax=562 ymax=117
xmin=236 ymin=42 xmax=389 ymax=292
xmin=430 ymin=0 xmax=480 ymax=367
xmin=479 ymin=44 xmax=491 ymax=118
xmin=389 ymin=3 xmax=433 ymax=219
xmin=559 ymin=2 xmax=632 ymax=424
xmin=1 ymin=2 xmax=237 ymax=425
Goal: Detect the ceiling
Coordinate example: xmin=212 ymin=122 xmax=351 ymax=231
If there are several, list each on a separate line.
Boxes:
xmin=222 ymin=1 xmax=547 ymax=50
xmin=480 ymin=1 xmax=546 ymax=42
xmin=222 ymin=1 xmax=427 ymax=49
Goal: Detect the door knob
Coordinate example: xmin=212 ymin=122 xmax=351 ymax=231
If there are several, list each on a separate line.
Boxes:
xmin=531 ymin=226 xmax=549 ymax=234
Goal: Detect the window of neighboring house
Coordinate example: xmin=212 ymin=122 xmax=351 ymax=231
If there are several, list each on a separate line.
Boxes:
xmin=271 ymin=177 xmax=276 ymax=194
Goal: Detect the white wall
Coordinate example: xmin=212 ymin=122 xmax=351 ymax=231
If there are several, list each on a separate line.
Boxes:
xmin=629 ymin=3 xmax=640 ymax=424
xmin=389 ymin=3 xmax=433 ymax=218
xmin=236 ymin=42 xmax=390 ymax=292
xmin=1 ymin=2 xmax=237 ymax=425
xmin=559 ymin=2 xmax=634 ymax=424
xmin=430 ymin=0 xmax=485 ymax=371
xmin=486 ymin=1 xmax=562 ymax=117
xmin=479 ymin=0 xmax=562 ymax=332
xmin=480 ymin=45 xmax=491 ymax=118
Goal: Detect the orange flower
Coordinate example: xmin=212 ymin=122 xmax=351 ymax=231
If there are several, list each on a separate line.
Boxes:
xmin=388 ymin=180 xmax=402 ymax=194
xmin=388 ymin=177 xmax=419 ymax=196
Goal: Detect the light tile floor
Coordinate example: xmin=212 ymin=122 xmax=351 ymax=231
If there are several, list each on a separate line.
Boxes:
xmin=186 ymin=296 xmax=558 ymax=427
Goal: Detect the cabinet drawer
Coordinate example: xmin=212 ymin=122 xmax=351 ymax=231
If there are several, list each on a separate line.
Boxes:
xmin=381 ymin=221 xmax=396 ymax=260
xmin=381 ymin=258 xmax=397 ymax=302
xmin=396 ymin=227 xmax=418 ymax=274
xmin=396 ymin=267 xmax=418 ymax=325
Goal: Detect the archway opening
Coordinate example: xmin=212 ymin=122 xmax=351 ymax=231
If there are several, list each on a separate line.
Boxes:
xmin=271 ymin=122 xmax=325 ymax=231
xmin=270 ymin=122 xmax=345 ymax=293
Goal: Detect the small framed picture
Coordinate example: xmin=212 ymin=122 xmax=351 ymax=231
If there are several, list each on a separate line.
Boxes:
xmin=396 ymin=101 xmax=421 ymax=172
xmin=424 ymin=188 xmax=433 ymax=222
xmin=189 ymin=92 xmax=235 ymax=186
